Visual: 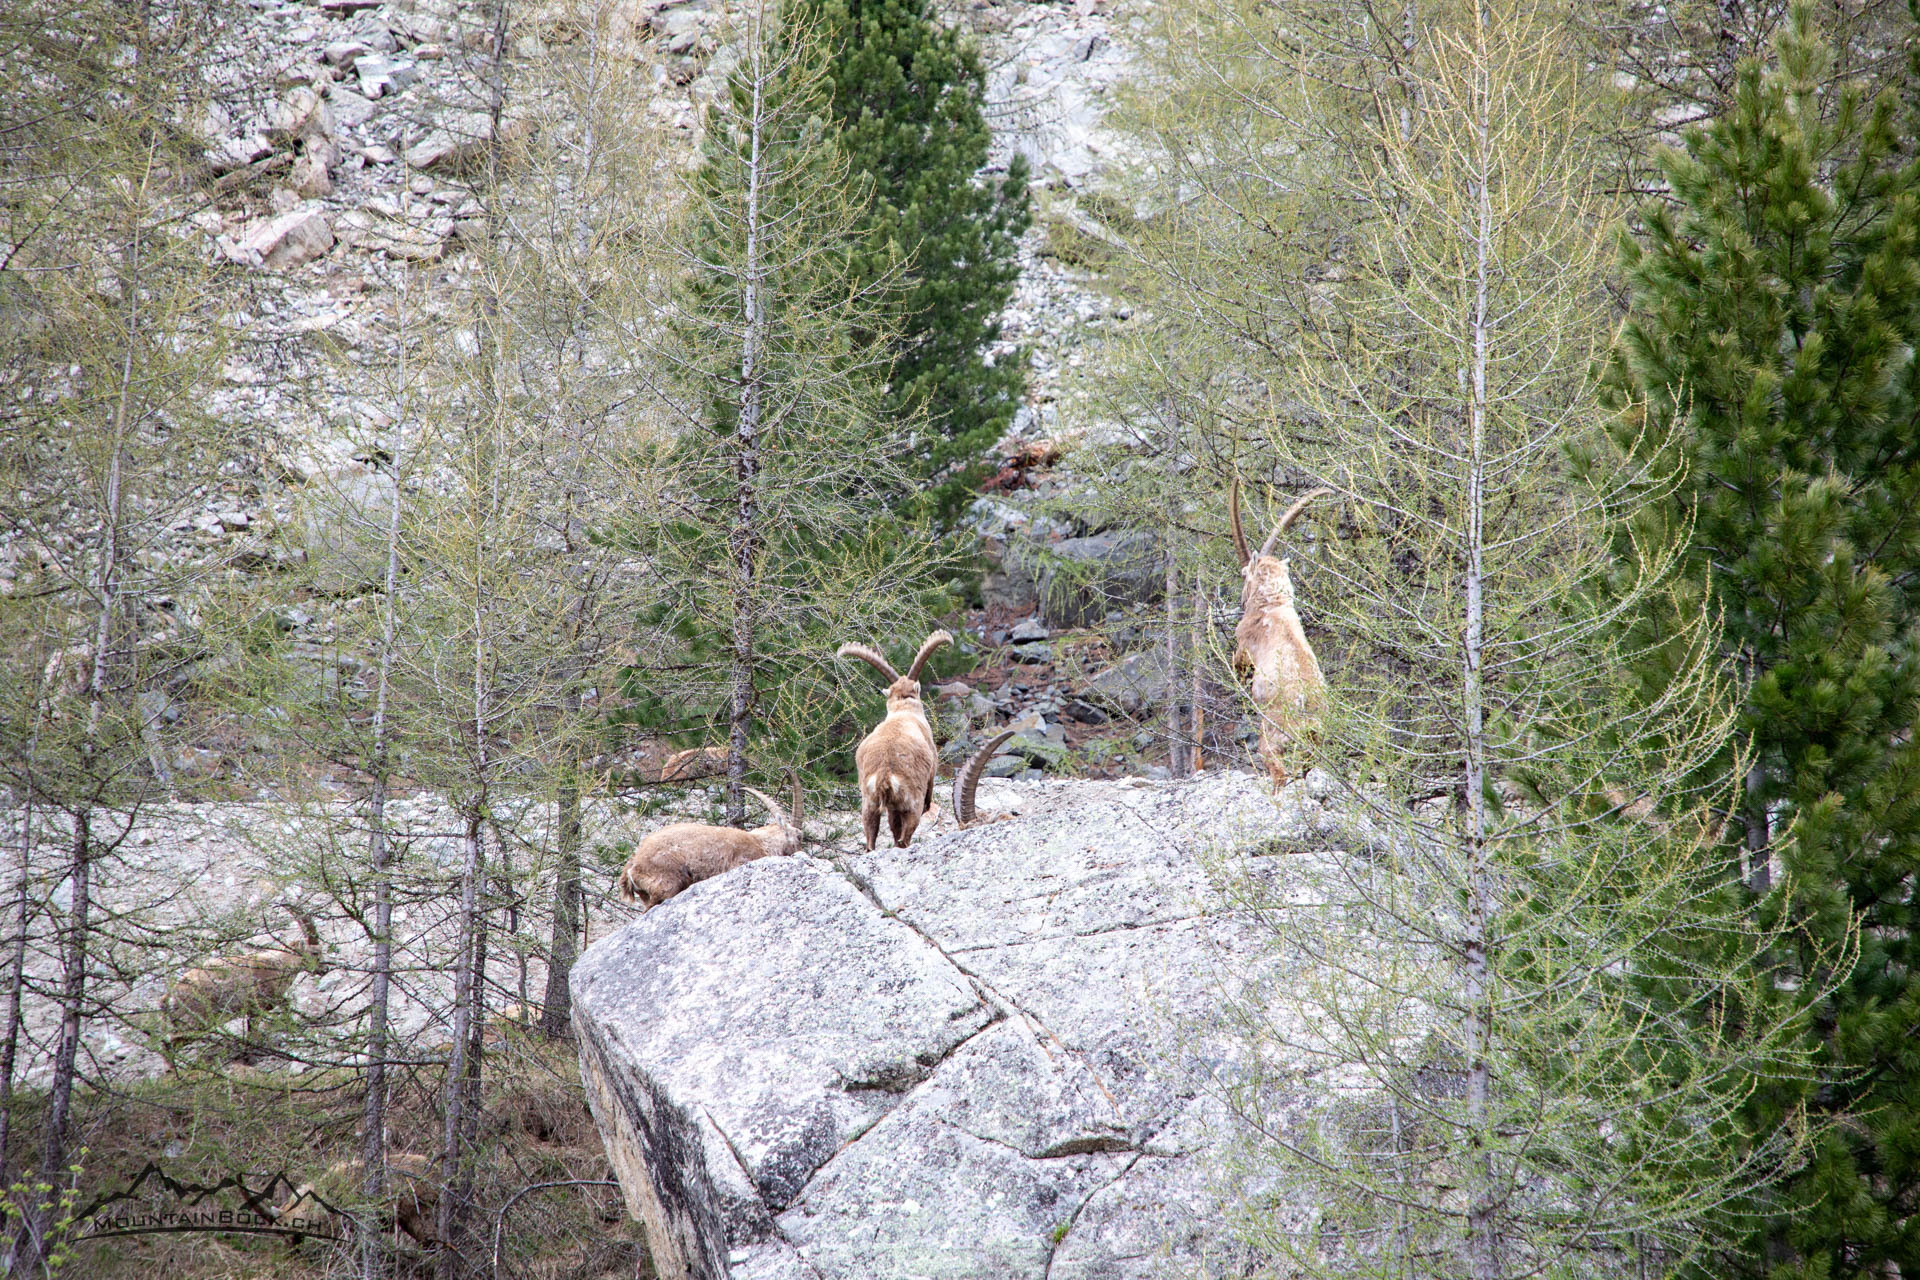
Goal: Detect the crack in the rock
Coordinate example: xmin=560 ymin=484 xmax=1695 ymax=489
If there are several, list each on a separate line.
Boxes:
xmin=824 ymin=853 xmax=1127 ymax=1123
xmin=936 ymin=1117 xmax=1140 ymax=1161
xmin=701 ymin=1107 xmax=831 ymax=1280
xmin=769 ymin=1006 xmax=1006 ymax=1217
xmin=1042 ymin=1150 xmax=1146 ymax=1279
xmin=948 ymin=912 xmax=1215 ymax=952
xmin=759 ymin=1229 xmax=830 ymax=1280
xmin=834 ymin=1003 xmax=1005 ymax=1094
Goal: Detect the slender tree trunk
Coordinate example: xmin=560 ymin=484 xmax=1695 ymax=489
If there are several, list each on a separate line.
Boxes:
xmin=1462 ymin=10 xmax=1497 ymax=1276
xmin=0 ymin=720 xmax=42 ymax=1185
xmin=540 ymin=763 xmax=582 ymax=1039
xmin=459 ymin=828 xmax=492 ymax=1235
xmin=1190 ymin=577 xmax=1205 ymax=772
xmin=15 ymin=814 xmax=93 ymax=1274
xmin=438 ymin=809 xmax=486 ymax=1279
xmin=725 ymin=15 xmax=769 ymax=827
xmin=14 ymin=214 xmax=142 ymax=1273
xmin=358 ymin=768 xmax=394 ymax=1277
xmin=358 ymin=392 xmax=405 ymax=1280
xmin=1165 ymin=552 xmax=1187 ymax=776
xmin=1741 ymin=655 xmax=1770 ymax=895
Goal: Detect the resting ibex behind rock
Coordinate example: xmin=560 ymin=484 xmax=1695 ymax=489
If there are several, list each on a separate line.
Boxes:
xmin=952 ymin=729 xmax=1018 ymax=829
xmin=839 ymin=630 xmax=951 ymax=850
xmin=1230 ymin=480 xmax=1335 ymax=787
xmin=163 ymin=904 xmax=326 ymax=1058
xmin=617 ymin=776 xmax=804 ymax=910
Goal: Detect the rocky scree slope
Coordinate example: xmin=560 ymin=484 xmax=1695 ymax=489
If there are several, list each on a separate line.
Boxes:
xmin=572 ymin=769 xmax=1366 ymax=1280
xmin=0 ymin=0 xmax=1164 ymax=785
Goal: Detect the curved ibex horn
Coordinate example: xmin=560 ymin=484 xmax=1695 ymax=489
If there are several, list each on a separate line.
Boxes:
xmin=787 ymin=769 xmax=804 ymax=835
xmin=1229 ymin=477 xmax=1251 ymax=566
xmin=837 ymin=643 xmax=900 ymax=684
xmin=1256 ymin=487 xmax=1336 ymax=562
xmin=742 ymin=786 xmax=786 ymax=829
xmin=953 ymin=728 xmax=1017 ymax=827
xmin=904 ymin=631 xmax=953 ymax=684
xmin=285 ymin=903 xmax=321 ymax=950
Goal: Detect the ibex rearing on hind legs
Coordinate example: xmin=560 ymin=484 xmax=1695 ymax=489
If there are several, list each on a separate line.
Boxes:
xmin=1230 ymin=479 xmax=1335 ymax=787
xmin=839 ymin=630 xmax=951 ymax=850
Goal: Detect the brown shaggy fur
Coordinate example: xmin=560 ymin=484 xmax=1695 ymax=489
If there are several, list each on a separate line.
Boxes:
xmin=162 ymin=906 xmax=325 ymax=1056
xmin=272 ymin=1151 xmax=438 ymax=1247
xmin=657 ymin=745 xmax=729 ymax=783
xmin=839 ymin=631 xmax=951 ymax=850
xmin=616 ymin=782 xmax=802 ymax=910
xmin=1230 ymin=484 xmax=1334 ymax=786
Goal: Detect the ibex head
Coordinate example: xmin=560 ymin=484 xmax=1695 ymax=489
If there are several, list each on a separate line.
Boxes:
xmin=742 ymin=771 xmax=806 ymax=856
xmin=837 ymin=631 xmax=952 ymax=712
xmin=1230 ymin=479 xmax=1334 ymax=609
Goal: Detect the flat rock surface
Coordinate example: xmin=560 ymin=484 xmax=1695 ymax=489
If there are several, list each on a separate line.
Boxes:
xmin=572 ymin=771 xmax=1344 ymax=1279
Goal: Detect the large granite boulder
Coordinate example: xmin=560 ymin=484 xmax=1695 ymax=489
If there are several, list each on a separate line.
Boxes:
xmin=572 ymin=772 xmax=1359 ymax=1280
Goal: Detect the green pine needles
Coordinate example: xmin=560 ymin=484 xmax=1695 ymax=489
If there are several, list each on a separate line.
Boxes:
xmin=1601 ymin=4 xmax=1920 ymax=1274
xmin=794 ymin=0 xmax=1032 ymax=523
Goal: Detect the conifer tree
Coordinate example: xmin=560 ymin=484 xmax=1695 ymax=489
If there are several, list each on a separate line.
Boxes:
xmin=1601 ymin=6 xmax=1920 ymax=1273
xmin=798 ymin=0 xmax=1031 ymax=520
xmin=631 ymin=4 xmax=952 ymax=822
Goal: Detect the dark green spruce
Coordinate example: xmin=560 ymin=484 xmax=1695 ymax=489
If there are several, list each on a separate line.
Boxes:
xmin=1600 ymin=7 xmax=1920 ymax=1274
xmin=797 ymin=0 xmax=1031 ymax=522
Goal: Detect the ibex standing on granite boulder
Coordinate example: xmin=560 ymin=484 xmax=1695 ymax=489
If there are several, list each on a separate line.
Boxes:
xmin=1231 ymin=480 xmax=1335 ymax=786
xmin=617 ymin=776 xmax=804 ymax=910
xmin=839 ymin=631 xmax=951 ymax=850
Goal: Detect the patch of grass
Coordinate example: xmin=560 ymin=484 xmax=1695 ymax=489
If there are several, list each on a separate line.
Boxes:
xmin=10 ymin=1039 xmax=648 ymax=1280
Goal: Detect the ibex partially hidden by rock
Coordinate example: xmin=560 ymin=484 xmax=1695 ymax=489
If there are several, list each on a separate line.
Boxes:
xmin=839 ymin=630 xmax=951 ymax=850
xmin=162 ymin=904 xmax=325 ymax=1058
xmin=617 ymin=777 xmax=804 ymax=910
xmin=1231 ymin=480 xmax=1335 ymax=787
xmin=952 ymin=729 xmax=1018 ymax=830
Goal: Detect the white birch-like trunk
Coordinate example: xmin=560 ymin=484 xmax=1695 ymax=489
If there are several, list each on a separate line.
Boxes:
xmin=1190 ymin=576 xmax=1206 ymax=772
xmin=1166 ymin=552 xmax=1186 ymax=776
xmin=725 ymin=1 xmax=770 ymax=827
xmin=1462 ymin=6 xmax=1496 ymax=1276
xmin=437 ymin=807 xmax=486 ymax=1278
xmin=358 ymin=231 xmax=411 ymax=1280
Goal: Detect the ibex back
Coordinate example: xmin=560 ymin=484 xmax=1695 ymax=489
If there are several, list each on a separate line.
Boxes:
xmin=1229 ymin=481 xmax=1334 ymax=786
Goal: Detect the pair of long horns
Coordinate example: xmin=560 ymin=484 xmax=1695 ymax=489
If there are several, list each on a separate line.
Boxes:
xmin=1229 ymin=479 xmax=1336 ymax=566
xmin=837 ymin=630 xmax=952 ymax=687
xmin=952 ymin=728 xmax=1017 ymax=826
xmin=742 ymin=771 xmax=804 ymax=833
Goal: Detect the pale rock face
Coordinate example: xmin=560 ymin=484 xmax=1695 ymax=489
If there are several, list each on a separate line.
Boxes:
xmin=268 ymin=85 xmax=333 ymax=145
xmin=289 ymin=144 xmax=334 ymax=200
xmin=572 ymin=772 xmax=1346 ymax=1280
xmin=222 ymin=206 xmax=334 ymax=271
